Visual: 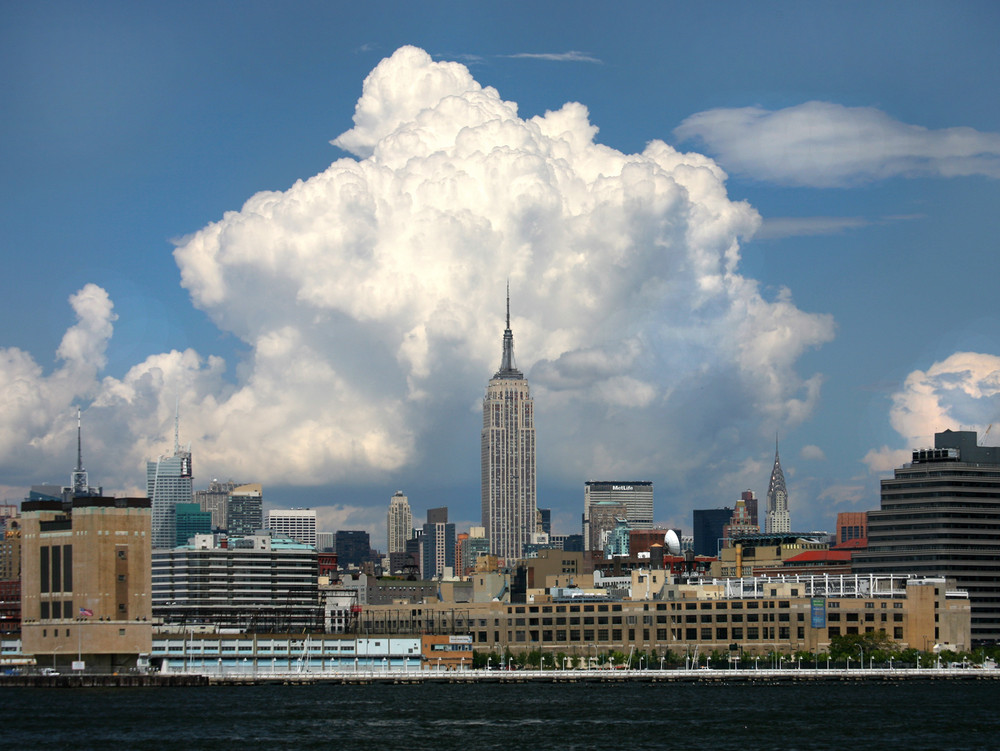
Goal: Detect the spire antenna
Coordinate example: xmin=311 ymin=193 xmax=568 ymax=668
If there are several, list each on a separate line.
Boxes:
xmin=71 ymin=406 xmax=90 ymax=496
xmin=496 ymin=280 xmax=522 ymax=378
xmin=506 ymin=279 xmax=510 ymax=330
xmin=174 ymin=395 xmax=180 ymax=454
xmin=76 ymin=406 xmax=84 ymax=473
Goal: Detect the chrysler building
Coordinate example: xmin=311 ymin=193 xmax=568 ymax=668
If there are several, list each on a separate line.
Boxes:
xmin=765 ymin=438 xmax=790 ymax=533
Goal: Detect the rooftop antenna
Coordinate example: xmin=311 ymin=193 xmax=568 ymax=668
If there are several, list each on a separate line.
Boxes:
xmin=174 ymin=395 xmax=180 ymax=455
xmin=71 ymin=406 xmax=89 ymax=496
xmin=76 ymin=407 xmax=84 ymax=474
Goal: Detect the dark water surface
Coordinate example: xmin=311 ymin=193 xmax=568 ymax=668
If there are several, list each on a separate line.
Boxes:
xmin=5 ymin=680 xmax=999 ymax=750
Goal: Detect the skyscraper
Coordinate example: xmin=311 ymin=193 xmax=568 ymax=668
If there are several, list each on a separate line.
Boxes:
xmin=386 ymin=491 xmax=413 ymax=554
xmin=692 ymin=507 xmax=732 ymax=557
xmin=853 ymin=429 xmax=1000 ymax=644
xmin=194 ymin=479 xmax=238 ymax=530
xmin=147 ymin=411 xmax=193 ymax=549
xmin=422 ymin=506 xmax=456 ymax=579
xmin=267 ymin=508 xmax=317 ymax=547
xmin=481 ymin=288 xmax=536 ymax=560
xmin=175 ymin=502 xmax=212 ymax=546
xmin=227 ymin=483 xmax=263 ymax=536
xmin=583 ymin=481 xmax=654 ymax=548
xmin=765 ymin=439 xmax=790 ymax=534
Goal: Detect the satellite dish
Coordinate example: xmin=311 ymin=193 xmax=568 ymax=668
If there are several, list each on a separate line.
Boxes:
xmin=665 ymin=529 xmax=681 ymax=556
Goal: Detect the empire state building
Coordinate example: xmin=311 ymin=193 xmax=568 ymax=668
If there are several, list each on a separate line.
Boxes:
xmin=481 ymin=291 xmax=536 ymax=560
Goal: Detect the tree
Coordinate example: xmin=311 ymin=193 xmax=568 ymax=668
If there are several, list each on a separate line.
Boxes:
xmin=828 ymin=631 xmax=897 ymax=661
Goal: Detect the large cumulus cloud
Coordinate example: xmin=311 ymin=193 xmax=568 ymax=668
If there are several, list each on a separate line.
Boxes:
xmin=864 ymin=352 xmax=1000 ymax=473
xmin=1 ymin=46 xmax=834 ymax=505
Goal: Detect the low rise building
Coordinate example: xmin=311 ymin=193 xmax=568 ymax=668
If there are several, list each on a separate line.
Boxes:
xmin=20 ymin=496 xmax=153 ymax=672
xmin=152 ymin=532 xmax=321 ymax=632
xmin=356 ymin=573 xmax=969 ymax=657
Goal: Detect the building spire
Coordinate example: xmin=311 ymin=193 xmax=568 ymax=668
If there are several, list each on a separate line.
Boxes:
xmin=174 ymin=395 xmax=180 ymax=455
xmin=496 ymin=282 xmax=522 ymax=378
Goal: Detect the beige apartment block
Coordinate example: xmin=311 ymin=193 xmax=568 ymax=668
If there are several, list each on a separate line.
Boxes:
xmin=20 ymin=496 xmax=153 ymax=672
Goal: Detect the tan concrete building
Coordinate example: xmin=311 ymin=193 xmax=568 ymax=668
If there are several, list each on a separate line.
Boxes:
xmin=20 ymin=496 xmax=152 ymax=671
xmin=711 ymin=535 xmax=829 ymax=578
xmin=357 ymin=573 xmax=970 ymax=657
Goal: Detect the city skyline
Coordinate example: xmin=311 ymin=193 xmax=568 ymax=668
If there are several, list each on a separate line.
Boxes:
xmin=2 ymin=5 xmax=999 ymax=539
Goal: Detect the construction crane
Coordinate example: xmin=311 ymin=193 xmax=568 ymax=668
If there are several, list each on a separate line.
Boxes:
xmin=980 ymin=424 xmax=993 ymax=446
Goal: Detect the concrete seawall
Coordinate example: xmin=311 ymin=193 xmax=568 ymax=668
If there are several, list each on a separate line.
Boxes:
xmin=5 ymin=667 xmax=997 ymax=687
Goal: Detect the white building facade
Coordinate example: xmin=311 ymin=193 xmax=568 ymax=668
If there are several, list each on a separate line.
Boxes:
xmin=267 ymin=508 xmax=318 ymax=547
xmin=386 ymin=491 xmax=413 ymax=554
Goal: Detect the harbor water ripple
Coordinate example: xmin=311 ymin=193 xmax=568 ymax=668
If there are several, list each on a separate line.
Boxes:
xmin=4 ymin=680 xmax=1000 ymax=750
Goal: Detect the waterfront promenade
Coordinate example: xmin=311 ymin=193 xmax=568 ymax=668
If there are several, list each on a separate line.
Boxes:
xmin=6 ymin=665 xmax=997 ymax=686
xmin=205 ymin=665 xmax=1000 ymax=684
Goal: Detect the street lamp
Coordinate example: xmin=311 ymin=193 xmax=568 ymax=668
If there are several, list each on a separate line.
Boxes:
xmin=858 ymin=647 xmax=864 ymax=671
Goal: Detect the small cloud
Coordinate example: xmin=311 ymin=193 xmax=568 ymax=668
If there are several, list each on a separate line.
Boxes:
xmin=504 ymin=51 xmax=602 ymax=63
xmin=755 ymin=213 xmax=924 ymax=241
xmin=800 ymin=444 xmax=825 ymax=461
xmin=817 ymin=482 xmax=867 ymax=506
xmin=675 ymin=101 xmax=1000 ymax=187
xmin=756 ymin=216 xmax=870 ymax=240
xmin=357 ymin=43 xmax=379 ymax=53
xmin=863 ymin=446 xmax=911 ymax=474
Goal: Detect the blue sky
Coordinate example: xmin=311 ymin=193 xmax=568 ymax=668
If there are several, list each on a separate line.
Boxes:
xmin=3 ymin=1 xmax=999 ymax=546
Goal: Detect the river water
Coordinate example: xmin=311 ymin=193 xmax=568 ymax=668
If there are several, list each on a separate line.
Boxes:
xmin=4 ymin=679 xmax=999 ymax=749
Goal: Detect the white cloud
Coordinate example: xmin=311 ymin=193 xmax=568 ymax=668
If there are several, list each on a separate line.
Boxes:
xmin=756 ymin=216 xmax=871 ymax=240
xmin=504 ymin=51 xmax=602 ymax=63
xmin=862 ymin=446 xmax=912 ymax=474
xmin=674 ymin=101 xmax=1000 ymax=187
xmin=862 ymin=351 xmax=1000 ymax=474
xmin=887 ymin=352 xmax=1000 ymax=445
xmin=0 ymin=46 xmax=835 ymax=510
xmin=800 ymin=444 xmax=825 ymax=461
